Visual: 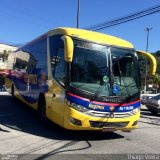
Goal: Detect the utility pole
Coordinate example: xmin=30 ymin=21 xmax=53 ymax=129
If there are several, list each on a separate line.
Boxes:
xmin=144 ymin=27 xmax=152 ymax=93
xmin=77 ymin=0 xmax=80 ymax=28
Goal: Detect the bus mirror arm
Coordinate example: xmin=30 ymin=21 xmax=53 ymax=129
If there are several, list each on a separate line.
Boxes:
xmin=61 ymin=35 xmax=74 ymax=62
xmin=136 ymin=50 xmax=157 ymax=75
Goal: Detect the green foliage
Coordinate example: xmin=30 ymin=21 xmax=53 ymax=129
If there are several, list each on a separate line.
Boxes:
xmin=153 ymin=73 xmax=160 ymax=87
xmin=138 ymin=51 xmax=159 ymax=90
xmin=138 ymin=54 xmax=147 ymax=78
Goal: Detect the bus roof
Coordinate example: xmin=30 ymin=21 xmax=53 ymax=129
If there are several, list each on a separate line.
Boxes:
xmin=48 ymin=27 xmax=134 ymax=49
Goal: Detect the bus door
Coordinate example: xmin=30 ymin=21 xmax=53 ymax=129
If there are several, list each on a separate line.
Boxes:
xmin=50 ymin=47 xmax=66 ymax=125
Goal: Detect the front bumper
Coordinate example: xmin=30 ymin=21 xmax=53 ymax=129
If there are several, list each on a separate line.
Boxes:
xmin=63 ymin=107 xmax=140 ymax=131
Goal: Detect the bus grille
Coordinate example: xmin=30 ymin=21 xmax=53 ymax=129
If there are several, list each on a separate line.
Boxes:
xmin=86 ymin=110 xmax=134 ymax=118
xmin=90 ymin=121 xmax=129 ymax=128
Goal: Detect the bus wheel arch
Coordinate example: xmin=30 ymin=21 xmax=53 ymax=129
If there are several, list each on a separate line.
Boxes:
xmin=38 ymin=93 xmax=47 ymax=122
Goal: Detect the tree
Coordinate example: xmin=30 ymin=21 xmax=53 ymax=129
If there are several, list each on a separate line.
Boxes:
xmin=153 ymin=73 xmax=160 ymax=92
xmin=153 ymin=52 xmax=160 ymax=74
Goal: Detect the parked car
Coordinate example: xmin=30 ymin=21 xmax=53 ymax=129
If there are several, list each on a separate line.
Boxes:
xmin=141 ymin=94 xmax=157 ymax=105
xmin=146 ymin=94 xmax=160 ymax=115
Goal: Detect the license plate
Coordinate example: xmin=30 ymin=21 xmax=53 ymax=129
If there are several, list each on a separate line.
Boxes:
xmin=102 ymin=128 xmax=116 ymax=132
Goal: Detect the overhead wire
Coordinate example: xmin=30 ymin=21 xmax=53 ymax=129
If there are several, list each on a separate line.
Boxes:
xmin=86 ymin=4 xmax=160 ymax=31
xmin=1 ymin=4 xmax=160 ymax=45
xmin=0 ymin=2 xmax=51 ymax=46
xmin=0 ymin=1 xmax=52 ymax=28
xmin=0 ymin=9 xmax=51 ymax=29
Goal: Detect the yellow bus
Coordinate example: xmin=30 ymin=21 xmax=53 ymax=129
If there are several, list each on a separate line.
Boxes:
xmin=5 ymin=27 xmax=156 ymax=131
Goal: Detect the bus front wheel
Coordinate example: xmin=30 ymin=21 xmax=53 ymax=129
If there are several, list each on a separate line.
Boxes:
xmin=11 ymin=85 xmax=15 ymax=101
xmin=38 ymin=98 xmax=47 ymax=122
xmin=150 ymin=109 xmax=157 ymax=115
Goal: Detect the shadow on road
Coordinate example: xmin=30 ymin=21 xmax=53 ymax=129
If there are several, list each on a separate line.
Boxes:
xmin=141 ymin=108 xmax=160 ymax=117
xmin=140 ymin=108 xmax=160 ymax=126
xmin=0 ymin=94 xmax=124 ymax=141
xmin=0 ymin=127 xmax=10 ymax=132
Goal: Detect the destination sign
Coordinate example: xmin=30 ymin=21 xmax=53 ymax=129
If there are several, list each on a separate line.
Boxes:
xmin=103 ymin=96 xmax=122 ymax=103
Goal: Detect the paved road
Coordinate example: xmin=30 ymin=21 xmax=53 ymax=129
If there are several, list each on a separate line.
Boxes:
xmin=0 ymin=92 xmax=160 ymax=159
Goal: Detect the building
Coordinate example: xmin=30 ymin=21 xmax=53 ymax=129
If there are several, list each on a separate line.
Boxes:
xmin=0 ymin=43 xmax=17 ymax=53
xmin=0 ymin=43 xmax=18 ymax=71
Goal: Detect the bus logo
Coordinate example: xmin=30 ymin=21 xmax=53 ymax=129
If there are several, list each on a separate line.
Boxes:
xmin=109 ymin=106 xmax=115 ymax=112
xmin=109 ymin=112 xmax=115 ymax=118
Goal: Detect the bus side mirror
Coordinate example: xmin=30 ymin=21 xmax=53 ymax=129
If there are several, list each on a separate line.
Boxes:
xmin=61 ymin=35 xmax=73 ymax=62
xmin=136 ymin=50 xmax=157 ymax=75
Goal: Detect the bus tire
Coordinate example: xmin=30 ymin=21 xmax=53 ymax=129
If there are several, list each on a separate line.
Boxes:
xmin=150 ymin=109 xmax=157 ymax=115
xmin=11 ymin=85 xmax=15 ymax=101
xmin=38 ymin=97 xmax=47 ymax=123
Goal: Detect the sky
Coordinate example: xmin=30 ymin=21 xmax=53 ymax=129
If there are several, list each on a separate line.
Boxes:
xmin=0 ymin=0 xmax=160 ymax=52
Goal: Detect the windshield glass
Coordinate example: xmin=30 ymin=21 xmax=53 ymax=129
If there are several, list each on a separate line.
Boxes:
xmin=70 ymin=39 xmax=140 ymax=101
xmin=111 ymin=47 xmax=139 ymax=100
xmin=70 ymin=39 xmax=110 ymax=95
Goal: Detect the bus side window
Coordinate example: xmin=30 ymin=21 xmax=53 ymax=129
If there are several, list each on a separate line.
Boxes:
xmin=54 ymin=48 xmax=66 ymax=86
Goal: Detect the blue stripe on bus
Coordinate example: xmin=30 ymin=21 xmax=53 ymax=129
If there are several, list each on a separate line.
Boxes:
xmin=66 ymin=92 xmax=140 ymax=112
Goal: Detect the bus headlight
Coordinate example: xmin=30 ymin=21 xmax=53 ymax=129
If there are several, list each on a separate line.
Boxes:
xmin=67 ymin=100 xmax=88 ymax=112
xmin=131 ymin=108 xmax=140 ymax=115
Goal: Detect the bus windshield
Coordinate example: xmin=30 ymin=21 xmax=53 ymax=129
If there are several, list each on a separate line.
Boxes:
xmin=70 ymin=40 xmax=110 ymax=94
xmin=111 ymin=47 xmax=139 ymax=101
xmin=70 ymin=39 xmax=139 ymax=101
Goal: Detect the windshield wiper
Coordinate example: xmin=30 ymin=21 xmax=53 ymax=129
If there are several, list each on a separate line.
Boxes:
xmin=90 ymin=81 xmax=110 ymax=101
xmin=90 ymin=85 xmax=103 ymax=101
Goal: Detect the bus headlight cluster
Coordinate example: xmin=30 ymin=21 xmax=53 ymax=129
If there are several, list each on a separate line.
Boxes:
xmin=67 ymin=100 xmax=88 ymax=113
xmin=131 ymin=108 xmax=140 ymax=115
